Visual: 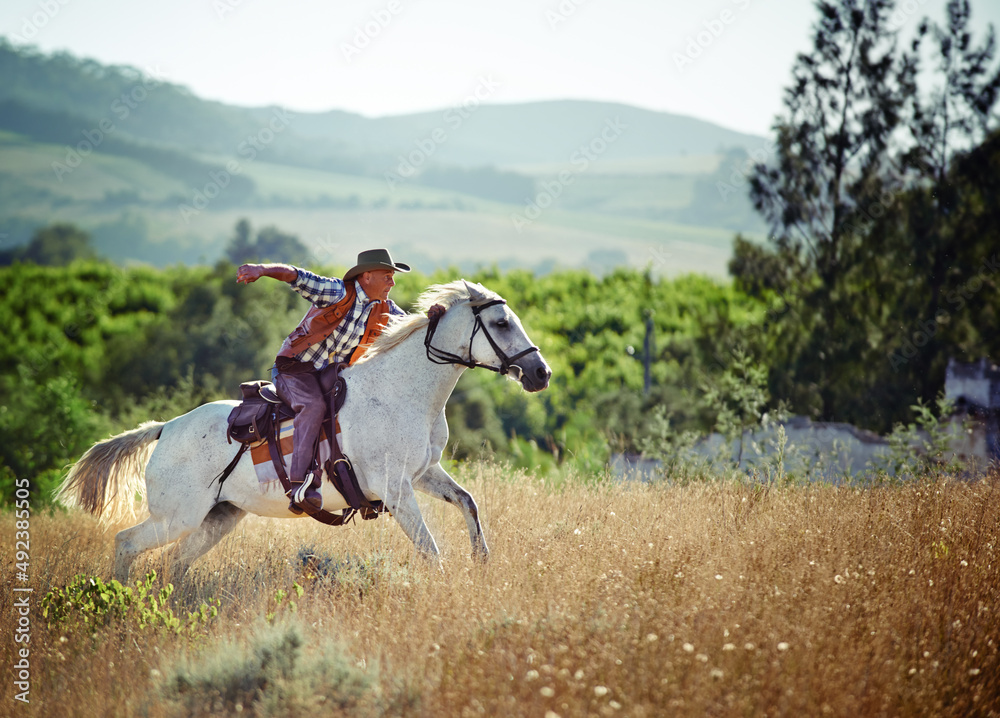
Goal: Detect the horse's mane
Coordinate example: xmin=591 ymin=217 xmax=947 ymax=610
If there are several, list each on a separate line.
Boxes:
xmin=357 ymin=280 xmax=501 ymax=362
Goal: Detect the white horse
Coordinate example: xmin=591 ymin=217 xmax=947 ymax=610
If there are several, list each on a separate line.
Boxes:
xmin=57 ymin=280 xmax=551 ymax=582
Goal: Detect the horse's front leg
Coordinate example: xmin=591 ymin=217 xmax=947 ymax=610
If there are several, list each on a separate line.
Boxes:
xmin=375 ymin=472 xmax=441 ymax=565
xmin=414 ymin=463 xmax=489 ymax=562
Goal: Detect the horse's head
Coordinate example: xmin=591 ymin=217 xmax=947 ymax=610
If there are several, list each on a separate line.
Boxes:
xmin=415 ymin=280 xmax=551 ymax=392
xmin=461 ymin=281 xmax=551 ymax=393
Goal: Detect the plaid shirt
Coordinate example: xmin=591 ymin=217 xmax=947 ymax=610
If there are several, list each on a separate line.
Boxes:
xmin=289 ymin=268 xmax=405 ymax=370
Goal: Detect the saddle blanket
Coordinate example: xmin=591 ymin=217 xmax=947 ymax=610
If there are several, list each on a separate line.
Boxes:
xmin=249 ymin=419 xmax=345 ymax=500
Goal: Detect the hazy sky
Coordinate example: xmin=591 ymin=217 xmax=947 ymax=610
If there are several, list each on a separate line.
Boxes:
xmin=2 ymin=0 xmax=999 ymax=137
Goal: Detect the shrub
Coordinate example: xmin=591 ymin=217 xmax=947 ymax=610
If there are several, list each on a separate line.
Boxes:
xmin=160 ymin=619 xmax=376 ymax=717
xmin=41 ymin=570 xmax=218 ymax=634
xmin=873 ymin=396 xmax=972 ymax=481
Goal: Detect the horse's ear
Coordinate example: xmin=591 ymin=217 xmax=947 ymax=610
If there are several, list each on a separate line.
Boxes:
xmin=463 ymin=280 xmax=488 ymax=304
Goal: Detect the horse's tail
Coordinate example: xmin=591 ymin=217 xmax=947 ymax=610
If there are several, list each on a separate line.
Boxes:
xmin=55 ymin=421 xmax=164 ymax=525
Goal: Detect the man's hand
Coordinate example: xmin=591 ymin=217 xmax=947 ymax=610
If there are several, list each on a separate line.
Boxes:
xmin=237 ymin=264 xmax=265 ymax=284
xmin=427 ymin=304 xmax=446 ymax=320
xmin=237 ymin=263 xmax=297 ymax=284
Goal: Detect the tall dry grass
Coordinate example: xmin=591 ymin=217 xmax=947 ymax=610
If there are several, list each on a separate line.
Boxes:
xmin=2 ymin=466 xmax=998 ymax=717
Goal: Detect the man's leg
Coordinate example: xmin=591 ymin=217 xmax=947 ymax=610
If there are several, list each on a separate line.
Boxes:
xmin=274 ymin=369 xmax=325 ymax=512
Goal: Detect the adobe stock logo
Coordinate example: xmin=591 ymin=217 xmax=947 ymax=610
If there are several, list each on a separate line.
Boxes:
xmin=10 ymin=0 xmax=72 ymax=43
xmin=384 ymin=76 xmax=502 ymax=189
xmin=546 ymin=0 xmax=589 ymax=29
xmin=887 ymin=0 xmax=930 ymax=31
xmin=213 ymin=0 xmax=251 ymax=20
xmin=177 ymin=107 xmax=293 ymax=223
xmin=672 ymin=0 xmax=752 ymax=71
xmin=510 ymin=117 xmax=627 ymax=233
xmin=51 ymin=67 xmax=170 ymax=181
xmin=341 ymin=0 xmax=404 ymax=63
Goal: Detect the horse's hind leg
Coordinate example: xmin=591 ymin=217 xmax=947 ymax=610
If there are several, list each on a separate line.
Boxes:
xmin=168 ymin=502 xmax=247 ymax=584
xmin=114 ymin=513 xmax=204 ymax=584
xmin=414 ymin=463 xmax=489 ymax=561
xmin=114 ymin=511 xmax=217 ymax=583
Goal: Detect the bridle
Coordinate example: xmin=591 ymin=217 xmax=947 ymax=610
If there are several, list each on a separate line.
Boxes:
xmin=424 ymin=299 xmax=539 ymax=375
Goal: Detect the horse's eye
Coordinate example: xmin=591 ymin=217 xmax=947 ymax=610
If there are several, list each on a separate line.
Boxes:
xmin=496 ymin=318 xmax=509 ymax=328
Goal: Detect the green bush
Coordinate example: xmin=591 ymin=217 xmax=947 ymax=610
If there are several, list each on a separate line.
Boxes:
xmin=160 ymin=619 xmax=377 ymax=717
xmin=41 ymin=570 xmax=218 ymax=634
xmin=873 ymin=396 xmax=972 ymax=481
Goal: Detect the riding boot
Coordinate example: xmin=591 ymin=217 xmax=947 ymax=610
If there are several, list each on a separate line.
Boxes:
xmin=288 ymin=470 xmax=323 ymax=514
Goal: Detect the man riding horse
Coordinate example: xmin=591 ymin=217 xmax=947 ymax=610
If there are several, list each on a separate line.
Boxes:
xmin=237 ymin=249 xmax=444 ymax=514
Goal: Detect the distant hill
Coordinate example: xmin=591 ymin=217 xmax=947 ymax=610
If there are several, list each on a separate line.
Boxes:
xmin=280 ymin=100 xmax=767 ymax=168
xmin=0 ymin=39 xmax=766 ymax=170
xmin=0 ymin=40 xmax=264 ymax=154
xmin=0 ymin=38 xmax=767 ymax=274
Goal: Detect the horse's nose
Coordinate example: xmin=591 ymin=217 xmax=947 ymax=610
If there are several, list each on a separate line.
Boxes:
xmin=536 ymin=366 xmax=551 ymax=383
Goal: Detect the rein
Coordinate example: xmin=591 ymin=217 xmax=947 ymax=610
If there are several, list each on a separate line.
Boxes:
xmin=424 ymin=299 xmax=539 ymax=375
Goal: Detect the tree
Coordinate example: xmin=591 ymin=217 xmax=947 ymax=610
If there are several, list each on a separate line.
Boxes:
xmin=742 ymin=0 xmax=918 ymax=424
xmin=891 ymin=0 xmax=1000 ymax=341
xmin=0 ymin=361 xmax=109 ymax=506
xmin=16 ymin=223 xmax=96 ymax=266
xmin=254 ymin=226 xmax=310 ymax=266
xmin=225 ymin=218 xmax=254 ymax=265
xmin=749 ymin=0 xmax=916 ymax=290
xmin=841 ymin=1 xmax=1000 ymax=427
xmin=904 ymin=0 xmax=1000 ymax=184
xmin=224 ymin=219 xmax=311 ymax=266
xmin=737 ymin=0 xmax=1000 ymax=431
xmin=728 ymin=234 xmax=796 ymax=298
xmin=702 ymin=348 xmax=771 ymax=466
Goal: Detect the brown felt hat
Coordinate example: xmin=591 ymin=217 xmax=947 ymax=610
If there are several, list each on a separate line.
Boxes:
xmin=343 ymin=248 xmax=411 ymax=283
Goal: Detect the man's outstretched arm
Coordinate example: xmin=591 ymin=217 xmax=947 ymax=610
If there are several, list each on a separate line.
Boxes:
xmin=237 ymin=263 xmax=298 ymax=284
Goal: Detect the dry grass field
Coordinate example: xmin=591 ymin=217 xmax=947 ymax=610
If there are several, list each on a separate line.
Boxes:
xmin=2 ymin=465 xmax=998 ymax=717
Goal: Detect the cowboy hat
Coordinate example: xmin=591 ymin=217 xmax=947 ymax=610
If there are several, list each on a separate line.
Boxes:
xmin=343 ymin=248 xmax=411 ymax=283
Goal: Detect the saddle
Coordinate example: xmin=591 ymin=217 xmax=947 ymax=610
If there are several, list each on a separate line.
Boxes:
xmin=226 ymin=380 xmax=293 ymax=444
xmin=216 ymin=368 xmax=384 ymax=527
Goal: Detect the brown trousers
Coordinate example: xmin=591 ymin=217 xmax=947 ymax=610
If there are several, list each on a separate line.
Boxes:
xmin=273 ymin=362 xmax=340 ymax=484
